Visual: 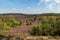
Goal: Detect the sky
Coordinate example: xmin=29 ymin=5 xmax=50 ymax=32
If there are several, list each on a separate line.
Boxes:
xmin=0 ymin=0 xmax=60 ymax=14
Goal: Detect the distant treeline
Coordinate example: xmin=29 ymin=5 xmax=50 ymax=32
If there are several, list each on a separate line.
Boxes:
xmin=0 ymin=13 xmax=60 ymax=16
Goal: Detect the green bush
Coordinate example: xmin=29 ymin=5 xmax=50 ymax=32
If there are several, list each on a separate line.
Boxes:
xmin=29 ymin=17 xmax=60 ymax=36
xmin=26 ymin=21 xmax=31 ymax=25
xmin=29 ymin=26 xmax=42 ymax=36
xmin=0 ymin=16 xmax=22 ymax=30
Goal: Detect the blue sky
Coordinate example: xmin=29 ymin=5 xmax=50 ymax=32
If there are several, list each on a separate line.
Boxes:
xmin=0 ymin=0 xmax=60 ymax=14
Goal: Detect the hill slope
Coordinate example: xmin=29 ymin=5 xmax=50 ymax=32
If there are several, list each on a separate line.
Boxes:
xmin=0 ymin=13 xmax=60 ymax=36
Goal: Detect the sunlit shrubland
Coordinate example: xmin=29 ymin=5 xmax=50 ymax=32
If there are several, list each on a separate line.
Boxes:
xmin=0 ymin=15 xmax=22 ymax=30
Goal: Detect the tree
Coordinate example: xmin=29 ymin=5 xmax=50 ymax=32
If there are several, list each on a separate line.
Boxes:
xmin=29 ymin=26 xmax=42 ymax=36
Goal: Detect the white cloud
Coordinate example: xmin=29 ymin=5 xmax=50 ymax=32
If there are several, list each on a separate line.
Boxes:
xmin=47 ymin=4 xmax=53 ymax=10
xmin=36 ymin=0 xmax=60 ymax=13
xmin=54 ymin=0 xmax=60 ymax=4
xmin=44 ymin=0 xmax=50 ymax=2
xmin=40 ymin=0 xmax=60 ymax=4
xmin=38 ymin=0 xmax=60 ymax=10
xmin=46 ymin=3 xmax=56 ymax=10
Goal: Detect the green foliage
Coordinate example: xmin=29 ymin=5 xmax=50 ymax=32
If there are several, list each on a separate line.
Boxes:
xmin=29 ymin=26 xmax=42 ymax=36
xmin=0 ymin=16 xmax=22 ymax=30
xmin=29 ymin=17 xmax=60 ymax=36
xmin=26 ymin=21 xmax=31 ymax=25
